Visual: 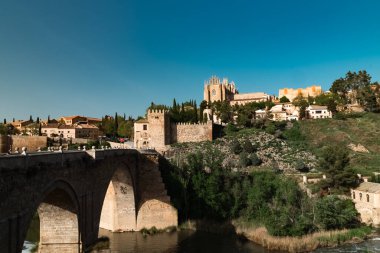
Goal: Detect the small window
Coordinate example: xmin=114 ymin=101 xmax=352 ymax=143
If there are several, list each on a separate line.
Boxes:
xmin=143 ymin=125 xmax=147 ymax=130
xmin=352 ymin=191 xmax=355 ymax=199
xmin=367 ymin=194 xmax=370 ymax=202
xmin=360 ymin=193 xmax=362 ymax=200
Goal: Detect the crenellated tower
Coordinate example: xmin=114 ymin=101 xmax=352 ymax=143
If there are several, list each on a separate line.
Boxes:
xmin=147 ymin=109 xmax=171 ymax=150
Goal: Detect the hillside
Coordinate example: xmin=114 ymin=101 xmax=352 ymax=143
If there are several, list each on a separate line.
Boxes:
xmin=167 ymin=128 xmax=317 ymax=174
xmin=166 ymin=112 xmax=380 ymax=177
xmin=297 ymin=113 xmax=380 ymax=175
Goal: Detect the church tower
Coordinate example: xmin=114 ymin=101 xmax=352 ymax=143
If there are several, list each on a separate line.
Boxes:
xmin=203 ymin=76 xmax=238 ymax=104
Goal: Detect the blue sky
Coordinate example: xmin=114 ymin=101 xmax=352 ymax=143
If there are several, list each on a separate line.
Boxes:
xmin=1 ymin=0 xmax=380 ymax=120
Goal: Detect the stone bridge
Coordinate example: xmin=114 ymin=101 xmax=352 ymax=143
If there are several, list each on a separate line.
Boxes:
xmin=0 ymin=149 xmax=177 ymax=253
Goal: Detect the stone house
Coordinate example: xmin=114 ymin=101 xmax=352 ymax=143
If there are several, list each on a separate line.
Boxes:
xmin=134 ymin=110 xmax=213 ymax=151
xmin=59 ymin=116 xmax=102 ymax=125
xmin=269 ymin=105 xmax=288 ymax=121
xmin=10 ymin=120 xmax=33 ymax=131
xmin=306 ymin=105 xmax=332 ymax=119
xmin=351 ymin=182 xmax=380 ymax=225
xmin=42 ymin=123 xmax=100 ymax=139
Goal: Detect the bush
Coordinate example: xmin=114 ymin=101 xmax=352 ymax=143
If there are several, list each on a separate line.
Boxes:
xmin=265 ymin=123 xmax=276 ymax=135
xmin=231 ymin=140 xmax=243 ymax=154
xmin=249 ymin=153 xmax=262 ymax=166
xmin=295 ymin=160 xmax=309 ymax=172
xmin=239 ymin=152 xmax=252 ymax=167
xmin=315 ymin=196 xmax=360 ymax=230
xmin=224 ymin=123 xmax=238 ymax=135
xmin=243 ymin=140 xmax=257 ymax=153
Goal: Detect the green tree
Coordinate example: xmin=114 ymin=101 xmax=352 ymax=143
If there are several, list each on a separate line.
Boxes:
xmin=318 ymin=145 xmax=358 ymax=192
xmin=315 ymin=196 xmax=359 ymax=230
xmin=117 ymin=120 xmax=134 ymax=138
xmin=279 ymin=96 xmax=290 ymax=103
xmin=292 ymin=95 xmax=309 ymax=119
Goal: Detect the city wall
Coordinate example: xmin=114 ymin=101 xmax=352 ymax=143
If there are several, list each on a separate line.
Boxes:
xmin=171 ymin=121 xmax=213 ymax=143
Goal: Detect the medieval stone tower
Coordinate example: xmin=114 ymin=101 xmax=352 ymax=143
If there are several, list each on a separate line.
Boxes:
xmin=147 ymin=110 xmax=171 ymax=150
xmin=203 ymin=76 xmax=237 ymax=103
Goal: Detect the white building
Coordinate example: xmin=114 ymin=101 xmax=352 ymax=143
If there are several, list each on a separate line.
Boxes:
xmin=306 ymin=105 xmax=332 ymax=119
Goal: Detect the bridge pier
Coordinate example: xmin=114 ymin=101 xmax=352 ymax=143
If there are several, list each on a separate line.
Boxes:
xmin=38 ymin=188 xmax=81 ymax=253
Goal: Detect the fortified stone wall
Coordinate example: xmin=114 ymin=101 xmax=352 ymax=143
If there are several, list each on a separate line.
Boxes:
xmin=171 ymin=121 xmax=213 ymax=143
xmin=148 ymin=110 xmax=171 ymax=150
xmin=0 ymin=135 xmax=47 ymax=153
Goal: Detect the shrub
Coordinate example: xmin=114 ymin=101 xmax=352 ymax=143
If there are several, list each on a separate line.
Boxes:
xmin=239 ymin=152 xmax=252 ymax=167
xmin=243 ymin=140 xmax=257 ymax=153
xmin=295 ymin=160 xmax=309 ymax=172
xmin=224 ymin=123 xmax=238 ymax=135
xmin=265 ymin=123 xmax=276 ymax=135
xmin=249 ymin=153 xmax=262 ymax=166
xmin=231 ymin=140 xmax=243 ymax=154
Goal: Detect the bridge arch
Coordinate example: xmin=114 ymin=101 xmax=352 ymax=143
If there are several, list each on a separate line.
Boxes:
xmin=99 ymin=165 xmax=137 ymax=231
xmin=26 ymin=180 xmax=81 ymax=253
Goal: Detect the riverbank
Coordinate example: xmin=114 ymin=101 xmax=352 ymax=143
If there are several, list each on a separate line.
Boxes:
xmin=235 ymin=225 xmax=373 ymax=253
xmin=179 ymin=220 xmax=374 ymax=253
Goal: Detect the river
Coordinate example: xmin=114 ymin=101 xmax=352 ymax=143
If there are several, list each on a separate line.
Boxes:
xmin=23 ymin=226 xmax=380 ymax=253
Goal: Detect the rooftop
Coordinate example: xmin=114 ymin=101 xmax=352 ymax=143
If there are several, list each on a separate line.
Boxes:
xmin=355 ymin=182 xmax=380 ymax=193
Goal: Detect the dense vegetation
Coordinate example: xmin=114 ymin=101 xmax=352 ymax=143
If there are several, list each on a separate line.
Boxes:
xmin=160 ymin=142 xmax=361 ymax=237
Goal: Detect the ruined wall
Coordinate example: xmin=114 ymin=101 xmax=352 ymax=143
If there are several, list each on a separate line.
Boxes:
xmin=171 ymin=121 xmax=213 ymax=143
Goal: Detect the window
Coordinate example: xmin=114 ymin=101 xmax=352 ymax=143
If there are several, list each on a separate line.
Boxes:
xmin=360 ymin=193 xmax=362 ymax=200
xmin=352 ymin=191 xmax=355 ymax=199
xmin=367 ymin=194 xmax=370 ymax=202
xmin=316 ymin=110 xmax=322 ymax=114
xmin=143 ymin=124 xmax=147 ymax=130
xmin=212 ymin=89 xmax=216 ymax=96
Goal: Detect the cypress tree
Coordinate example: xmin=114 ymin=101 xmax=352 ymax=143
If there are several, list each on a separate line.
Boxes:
xmin=38 ymin=123 xmax=42 ymax=136
xmin=29 ymin=115 xmax=33 ymax=122
xmin=114 ymin=112 xmax=119 ymax=137
xmin=194 ymin=100 xmax=198 ymax=122
xmin=36 ymin=117 xmax=40 ymax=124
xmin=3 ymin=118 xmax=6 ymax=124
xmin=47 ymin=115 xmax=51 ymax=123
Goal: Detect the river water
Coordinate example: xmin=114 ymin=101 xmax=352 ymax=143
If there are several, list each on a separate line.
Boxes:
xmin=23 ymin=226 xmax=380 ymax=253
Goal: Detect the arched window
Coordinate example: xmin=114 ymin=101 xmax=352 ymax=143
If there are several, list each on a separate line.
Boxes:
xmin=360 ymin=193 xmax=362 ymax=200
xmin=367 ymin=194 xmax=370 ymax=202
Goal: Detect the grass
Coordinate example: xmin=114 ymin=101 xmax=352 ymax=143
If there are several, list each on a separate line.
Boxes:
xmin=235 ymin=225 xmax=372 ymax=253
xmin=297 ymin=113 xmax=380 ymax=174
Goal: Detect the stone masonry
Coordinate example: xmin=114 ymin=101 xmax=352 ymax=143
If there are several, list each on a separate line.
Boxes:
xmin=0 ymin=149 xmax=177 ymax=253
xmin=134 ymin=110 xmax=213 ymax=151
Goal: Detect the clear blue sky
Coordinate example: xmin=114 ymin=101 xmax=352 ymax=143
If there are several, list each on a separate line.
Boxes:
xmin=1 ymin=0 xmax=380 ymax=120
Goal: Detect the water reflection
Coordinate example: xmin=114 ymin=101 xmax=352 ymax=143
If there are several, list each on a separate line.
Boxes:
xmin=98 ymin=228 xmax=282 ymax=253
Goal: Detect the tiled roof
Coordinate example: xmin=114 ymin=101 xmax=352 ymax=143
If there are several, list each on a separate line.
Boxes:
xmin=136 ymin=119 xmax=149 ymax=123
xmin=308 ymin=105 xmax=328 ymax=110
xmin=355 ymin=182 xmax=380 ymax=193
